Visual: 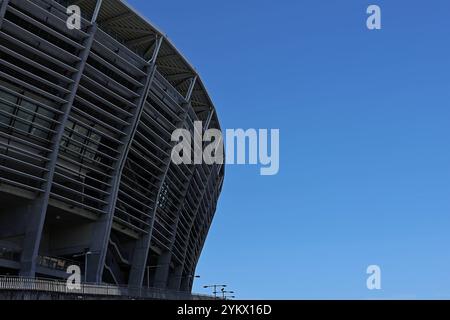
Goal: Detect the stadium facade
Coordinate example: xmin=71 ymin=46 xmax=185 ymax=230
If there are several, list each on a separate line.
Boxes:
xmin=0 ymin=0 xmax=224 ymax=294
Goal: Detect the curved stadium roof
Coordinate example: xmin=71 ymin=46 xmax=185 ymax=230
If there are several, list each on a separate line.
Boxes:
xmin=75 ymin=0 xmax=220 ymax=130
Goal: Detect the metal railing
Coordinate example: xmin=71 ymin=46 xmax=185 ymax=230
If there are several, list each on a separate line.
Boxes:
xmin=0 ymin=276 xmax=215 ymax=300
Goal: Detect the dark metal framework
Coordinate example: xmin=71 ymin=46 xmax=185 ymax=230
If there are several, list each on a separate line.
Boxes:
xmin=0 ymin=0 xmax=224 ymax=293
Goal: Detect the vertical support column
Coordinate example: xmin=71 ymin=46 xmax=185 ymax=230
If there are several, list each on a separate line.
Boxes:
xmin=153 ymin=251 xmax=171 ymax=288
xmin=19 ymin=15 xmax=99 ymax=277
xmin=155 ymin=171 xmax=193 ymax=289
xmin=128 ymin=76 xmax=198 ymax=288
xmin=168 ymin=265 xmax=183 ymax=290
xmin=91 ymin=0 xmax=103 ymax=23
xmin=172 ymin=112 xmax=216 ymax=291
xmin=87 ymin=37 xmax=164 ymax=283
xmin=146 ymin=76 xmax=199 ymax=289
xmin=176 ymin=164 xmax=216 ymax=292
xmin=0 ymin=0 xmax=9 ymax=29
xmin=180 ymin=274 xmax=192 ymax=292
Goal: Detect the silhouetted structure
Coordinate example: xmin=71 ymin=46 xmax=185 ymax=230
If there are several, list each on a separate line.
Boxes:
xmin=0 ymin=0 xmax=224 ymax=294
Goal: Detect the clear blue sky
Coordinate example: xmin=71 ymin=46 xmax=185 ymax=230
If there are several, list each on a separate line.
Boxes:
xmin=127 ymin=0 xmax=450 ymax=299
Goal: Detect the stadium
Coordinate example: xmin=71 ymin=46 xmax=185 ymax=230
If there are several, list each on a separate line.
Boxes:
xmin=0 ymin=0 xmax=224 ymax=299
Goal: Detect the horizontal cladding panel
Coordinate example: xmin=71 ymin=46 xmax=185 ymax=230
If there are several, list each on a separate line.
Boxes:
xmin=22 ymin=0 xmax=91 ymax=36
xmin=116 ymin=196 xmax=152 ymax=219
xmin=61 ymin=126 xmax=121 ymax=158
xmin=91 ymin=39 xmax=146 ymax=79
xmin=80 ymin=74 xmax=136 ymax=109
xmin=94 ymin=28 xmax=148 ymax=72
xmin=70 ymin=106 xmax=126 ymax=137
xmin=89 ymin=49 xmax=144 ymax=88
xmin=119 ymin=176 xmax=156 ymax=198
xmin=57 ymin=153 xmax=113 ymax=177
xmin=74 ymin=95 xmax=130 ymax=127
xmin=0 ymin=31 xmax=78 ymax=73
xmin=51 ymin=181 xmax=109 ymax=205
xmin=77 ymin=85 xmax=133 ymax=119
xmin=113 ymin=216 xmax=149 ymax=235
xmin=0 ymin=175 xmax=44 ymax=193
xmin=122 ymin=158 xmax=161 ymax=188
xmin=129 ymin=144 xmax=164 ymax=173
xmin=6 ymin=3 xmax=85 ymax=49
xmin=0 ymin=70 xmax=68 ymax=104
xmin=0 ymin=59 xmax=71 ymax=95
xmin=0 ymin=139 xmax=49 ymax=164
xmin=118 ymin=189 xmax=153 ymax=211
xmin=0 ymin=43 xmax=74 ymax=84
xmin=55 ymin=165 xmax=112 ymax=189
xmin=50 ymin=192 xmax=107 ymax=215
xmin=83 ymin=63 xmax=140 ymax=100
xmin=53 ymin=171 xmax=109 ymax=196
xmin=0 ymin=108 xmax=56 ymax=135
xmin=114 ymin=206 xmax=150 ymax=227
xmin=31 ymin=0 xmax=92 ymax=28
xmin=1 ymin=19 xmax=80 ymax=64
xmin=0 ymin=151 xmax=48 ymax=174
xmin=140 ymin=109 xmax=174 ymax=139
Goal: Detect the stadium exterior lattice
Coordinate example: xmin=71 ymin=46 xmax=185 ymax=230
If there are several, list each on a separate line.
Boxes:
xmin=0 ymin=0 xmax=224 ymax=296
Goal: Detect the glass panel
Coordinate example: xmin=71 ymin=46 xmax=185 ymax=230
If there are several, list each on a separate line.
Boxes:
xmin=0 ymin=89 xmax=18 ymax=103
xmin=15 ymin=99 xmax=36 ymax=133
xmin=0 ymin=89 xmax=18 ymax=126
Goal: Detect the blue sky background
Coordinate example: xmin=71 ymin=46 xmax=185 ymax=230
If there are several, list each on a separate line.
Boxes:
xmin=127 ymin=0 xmax=450 ymax=299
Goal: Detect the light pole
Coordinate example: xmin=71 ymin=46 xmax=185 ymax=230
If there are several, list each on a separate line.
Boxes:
xmin=177 ymin=274 xmax=200 ymax=291
xmin=73 ymin=251 xmax=93 ymax=283
xmin=203 ymin=284 xmax=227 ymax=298
xmin=186 ymin=275 xmax=200 ymax=288
xmin=221 ymin=288 xmax=235 ymax=299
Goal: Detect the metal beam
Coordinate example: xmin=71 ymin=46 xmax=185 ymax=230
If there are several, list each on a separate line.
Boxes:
xmin=0 ymin=0 xmax=10 ymax=29
xmin=106 ymin=25 xmax=153 ymax=34
xmin=157 ymin=54 xmax=180 ymax=64
xmin=204 ymin=109 xmax=215 ymax=130
xmin=185 ymin=76 xmax=198 ymax=102
xmin=166 ymin=72 xmax=195 ymax=83
xmin=87 ymin=40 xmax=164 ymax=284
xmin=158 ymin=64 xmax=193 ymax=74
xmin=98 ymin=11 xmax=133 ymax=27
xmin=19 ymin=21 xmax=99 ymax=277
xmin=91 ymin=0 xmax=103 ymax=24
xmin=148 ymin=36 xmax=164 ymax=64
xmin=126 ymin=34 xmax=155 ymax=47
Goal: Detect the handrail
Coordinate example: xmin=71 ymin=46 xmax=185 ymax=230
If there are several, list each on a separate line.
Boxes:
xmin=108 ymin=239 xmax=130 ymax=265
xmin=0 ymin=276 xmax=215 ymax=300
